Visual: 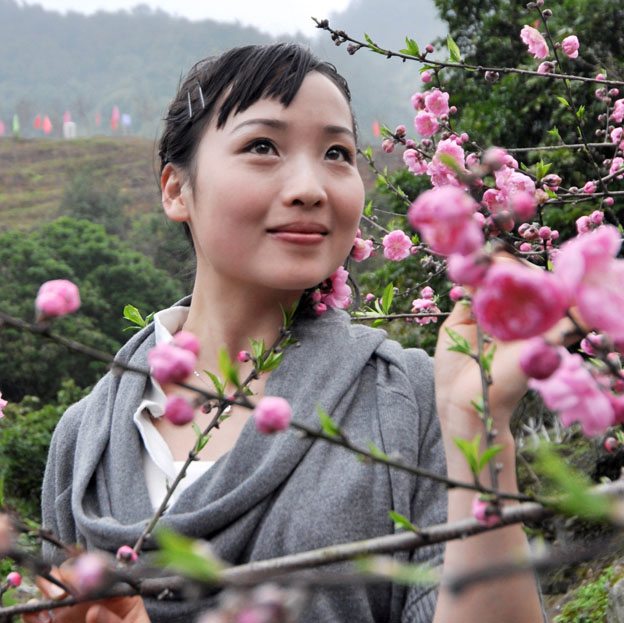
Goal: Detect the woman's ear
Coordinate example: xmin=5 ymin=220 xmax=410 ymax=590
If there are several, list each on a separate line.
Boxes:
xmin=161 ymin=163 xmax=191 ymax=222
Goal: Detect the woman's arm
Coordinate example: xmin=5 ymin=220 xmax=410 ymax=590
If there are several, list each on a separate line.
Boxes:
xmin=432 ymin=301 xmax=543 ymax=622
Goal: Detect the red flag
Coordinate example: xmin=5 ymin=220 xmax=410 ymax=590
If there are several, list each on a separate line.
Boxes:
xmin=42 ymin=116 xmax=53 ymax=134
xmin=372 ymin=120 xmax=380 ymax=137
xmin=0 ymin=121 xmax=5 ymax=136
xmin=34 ymin=115 xmax=42 ymax=130
xmin=111 ymin=105 xmax=120 ymax=131
xmin=63 ymin=110 xmax=71 ymax=123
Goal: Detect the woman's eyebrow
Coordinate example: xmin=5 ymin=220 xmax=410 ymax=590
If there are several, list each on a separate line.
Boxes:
xmin=230 ymin=118 xmax=354 ymax=140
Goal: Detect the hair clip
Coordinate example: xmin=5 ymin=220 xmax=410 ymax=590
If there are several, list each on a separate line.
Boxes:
xmin=197 ymin=82 xmax=205 ymax=109
xmin=187 ymin=91 xmax=193 ymax=118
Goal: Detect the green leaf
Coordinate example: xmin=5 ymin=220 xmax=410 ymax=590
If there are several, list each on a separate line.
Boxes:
xmin=389 ymin=510 xmax=419 ymax=533
xmin=446 ymin=34 xmax=462 ymax=63
xmin=453 ymin=435 xmax=480 ymax=476
xmin=262 ymin=351 xmax=283 ymax=372
xmin=478 ymin=444 xmax=504 ymax=471
xmin=280 ymin=299 xmax=299 ymax=329
xmin=363 ymin=145 xmax=373 ymax=160
xmin=205 ymin=371 xmax=224 ymax=397
xmin=576 ymin=104 xmax=586 ymax=119
xmin=318 ymin=405 xmax=341 ymax=438
xmin=122 ymin=304 xmax=150 ymax=331
xmin=380 ymin=125 xmax=393 ymax=139
xmin=381 ymin=282 xmax=394 ymax=315
xmin=372 ymin=319 xmax=384 ymax=328
xmin=377 ymin=173 xmax=386 ymax=185
xmin=364 ymin=200 xmax=373 ymax=217
xmin=547 ymin=127 xmax=561 ymax=139
xmin=470 ymin=394 xmax=484 ymax=414
xmin=535 ymin=447 xmax=611 ymax=521
xmin=399 ymin=36 xmax=420 ymax=57
xmin=154 ymin=528 xmax=223 ymax=583
xmin=248 ymin=338 xmax=265 ymax=361
xmin=368 ymin=441 xmax=390 ymax=461
xmin=556 ymin=96 xmax=570 ymax=108
xmin=480 ymin=344 xmax=497 ymax=376
xmin=444 ymin=327 xmax=473 ymax=356
xmin=218 ymin=347 xmax=240 ymax=389
xmin=536 ymin=159 xmax=552 ymax=180
xmin=364 ymin=33 xmax=384 ymax=54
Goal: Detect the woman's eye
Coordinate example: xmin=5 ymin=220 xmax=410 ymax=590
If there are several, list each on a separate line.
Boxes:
xmin=246 ymin=139 xmax=277 ymax=156
xmin=326 ymin=145 xmax=353 ymax=163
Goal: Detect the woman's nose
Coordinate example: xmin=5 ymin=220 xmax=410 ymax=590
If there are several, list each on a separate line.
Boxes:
xmin=280 ymin=162 xmax=328 ymax=208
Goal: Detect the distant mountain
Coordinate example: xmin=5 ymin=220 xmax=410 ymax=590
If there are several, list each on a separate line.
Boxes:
xmin=0 ymin=0 xmax=446 ymax=145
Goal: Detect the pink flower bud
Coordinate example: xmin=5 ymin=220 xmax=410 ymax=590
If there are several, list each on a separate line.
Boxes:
xmin=72 ymin=553 xmax=106 ymax=595
xmin=561 ymin=35 xmax=579 ymax=59
xmin=520 ymin=338 xmax=562 ymax=379
xmin=583 ymin=181 xmax=597 ymax=194
xmin=35 ymin=279 xmax=81 ymax=319
xmin=580 ymin=337 xmax=596 ymax=356
xmin=420 ymin=286 xmax=434 ymax=299
xmin=253 ymin=396 xmax=292 ymax=434
xmin=237 ymin=350 xmax=250 ymax=363
xmin=472 ymin=496 xmax=501 ymax=527
xmin=542 ymin=173 xmax=562 ymax=191
xmin=590 ymin=210 xmax=604 ymax=225
xmin=538 ymin=226 xmax=551 ymax=240
xmin=116 ymin=545 xmax=138 ymax=564
xmin=6 ymin=571 xmax=21 ymax=587
xmin=148 ymin=342 xmax=196 ymax=385
xmin=449 ymin=285 xmax=466 ymax=302
xmin=447 ymin=252 xmax=490 ymax=286
xmin=450 ymin=105 xmax=457 ymax=114
xmin=537 ymin=61 xmax=555 ymax=74
xmin=173 ymin=331 xmax=200 ymax=356
xmin=596 ymin=73 xmax=605 ymax=81
xmin=314 ymin=302 xmax=327 ymax=316
xmin=382 ymin=138 xmax=395 ymax=154
xmin=164 ymin=395 xmax=194 ymax=426
xmin=426 ymin=44 xmax=434 ymax=53
xmin=395 ymin=124 xmax=406 ymax=136
xmin=405 ymin=139 xmax=416 ymax=148
xmin=576 ymin=215 xmax=591 ymax=234
xmin=421 ymin=70 xmax=432 ymax=83
xmin=603 ymin=197 xmax=615 ymax=207
xmin=365 ymin=293 xmax=375 ymax=302
xmin=466 ymin=152 xmax=480 ymax=168
xmin=605 ymin=437 xmax=620 ymax=454
xmin=519 ymin=242 xmax=533 ymax=253
xmin=460 ymin=132 xmax=469 ymax=143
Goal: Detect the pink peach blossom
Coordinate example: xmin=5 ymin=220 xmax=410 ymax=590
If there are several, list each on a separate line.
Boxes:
xmin=554 ymin=225 xmax=624 ymax=341
xmin=414 ymin=111 xmax=439 ymax=137
xmin=173 ymin=331 xmax=200 ymax=356
xmin=583 ymin=181 xmax=597 ymax=194
xmin=116 ymin=545 xmax=138 ymax=564
xmin=447 ymin=252 xmax=490 ymax=286
xmin=510 ymin=191 xmax=537 ymax=221
xmin=0 ymin=392 xmax=6 ymax=419
xmin=424 ymin=89 xmax=450 ymax=117
xmin=610 ymin=157 xmax=624 ymax=179
xmin=472 ymin=262 xmax=568 ymax=341
xmin=6 ymin=571 xmax=21 ymax=587
xmin=472 ymin=496 xmax=501 ymax=527
xmin=529 ymin=350 xmax=615 ymax=436
xmin=382 ymin=139 xmax=395 ymax=154
xmin=408 ymin=186 xmax=483 ymax=256
xmin=164 ymin=395 xmax=195 ymax=426
xmin=253 ymin=396 xmax=292 ymax=434
xmin=561 ymin=35 xmax=579 ymax=59
xmin=520 ymin=25 xmax=549 ymax=59
xmin=411 ymin=92 xmax=426 ymax=110
xmin=321 ymin=266 xmax=351 ymax=309
xmin=148 ymin=342 xmax=196 ymax=385
xmin=449 ymin=286 xmax=467 ymax=302
xmin=351 ymin=237 xmax=374 ymax=262
xmin=35 ymin=279 xmax=81 ymax=318
xmin=403 ymin=149 xmax=427 ymax=175
xmin=612 ymin=99 xmax=624 ymax=123
xmin=519 ymin=337 xmax=561 ymax=379
xmin=410 ymin=298 xmax=441 ymax=325
xmin=420 ymin=286 xmax=434 ymax=299
xmin=537 ymin=61 xmax=555 ymax=74
xmin=427 ymin=138 xmax=467 ymax=187
xmin=421 ymin=70 xmax=432 ymax=83
xmin=382 ymin=230 xmax=413 ymax=261
xmin=237 ymin=351 xmax=250 ymax=363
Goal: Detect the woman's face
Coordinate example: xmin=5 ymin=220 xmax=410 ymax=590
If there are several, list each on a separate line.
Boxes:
xmin=165 ymin=71 xmax=365 ymax=299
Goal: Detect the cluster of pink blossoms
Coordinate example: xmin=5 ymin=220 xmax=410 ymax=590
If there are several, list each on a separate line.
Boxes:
xmin=312 ymin=266 xmax=352 ymax=315
xmin=410 ymin=286 xmax=441 ymax=326
xmin=351 ymin=229 xmax=374 ymax=262
xmin=35 ymin=279 xmax=81 ymax=320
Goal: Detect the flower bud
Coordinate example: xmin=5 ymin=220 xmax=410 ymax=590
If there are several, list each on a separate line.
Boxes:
xmin=520 ymin=338 xmax=561 ymax=379
xmin=542 ymin=8 xmax=552 ymax=17
xmin=173 ymin=331 xmax=200 ymax=356
xmin=604 ymin=197 xmax=615 ymax=207
xmin=449 ymin=285 xmax=467 ymax=302
xmin=237 ymin=350 xmax=250 ymax=363
xmin=116 ymin=545 xmax=138 ymax=564
xmin=164 ymin=395 xmax=195 ymax=426
xmin=382 ymin=138 xmax=395 ymax=154
xmin=148 ymin=342 xmax=196 ymax=385
xmin=6 ymin=571 xmax=21 ymax=587
xmin=35 ymin=279 xmax=81 ymax=320
xmin=395 ymin=124 xmax=406 ymax=137
xmin=421 ymin=70 xmax=432 ymax=83
xmin=583 ymin=181 xmax=597 ymax=194
xmin=253 ymin=397 xmax=292 ymax=434
xmin=485 ymin=70 xmax=500 ymax=84
xmin=472 ymin=496 xmax=501 ymax=527
xmin=426 ymin=44 xmax=434 ymax=53
xmin=605 ymin=437 xmax=620 ymax=454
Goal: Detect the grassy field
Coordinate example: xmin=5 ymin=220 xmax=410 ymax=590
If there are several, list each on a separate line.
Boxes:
xmin=0 ymin=136 xmax=398 ymax=233
xmin=0 ymin=136 xmax=162 ymax=232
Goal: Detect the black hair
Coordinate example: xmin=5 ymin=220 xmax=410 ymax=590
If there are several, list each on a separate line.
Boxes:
xmin=159 ymin=42 xmax=355 ymax=185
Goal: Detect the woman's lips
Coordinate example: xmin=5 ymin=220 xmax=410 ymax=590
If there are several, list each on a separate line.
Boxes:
xmin=267 ymin=223 xmax=328 ymax=245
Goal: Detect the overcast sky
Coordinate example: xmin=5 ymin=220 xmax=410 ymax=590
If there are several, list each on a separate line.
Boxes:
xmin=19 ymin=0 xmax=351 ymax=37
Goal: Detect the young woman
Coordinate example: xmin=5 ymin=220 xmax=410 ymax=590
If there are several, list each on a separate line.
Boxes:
xmin=33 ymin=43 xmax=543 ymax=622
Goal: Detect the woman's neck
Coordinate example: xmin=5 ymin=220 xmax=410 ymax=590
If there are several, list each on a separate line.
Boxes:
xmin=182 ymin=273 xmax=301 ymax=374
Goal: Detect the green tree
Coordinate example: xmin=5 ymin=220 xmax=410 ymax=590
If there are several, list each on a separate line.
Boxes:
xmin=0 ymin=217 xmax=185 ymax=402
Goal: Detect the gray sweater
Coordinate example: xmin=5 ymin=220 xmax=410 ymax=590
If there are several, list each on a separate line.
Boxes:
xmin=42 ymin=306 xmax=447 ymax=622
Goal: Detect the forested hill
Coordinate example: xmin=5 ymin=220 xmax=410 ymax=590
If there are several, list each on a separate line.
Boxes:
xmin=0 ymin=0 xmax=446 ymax=144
